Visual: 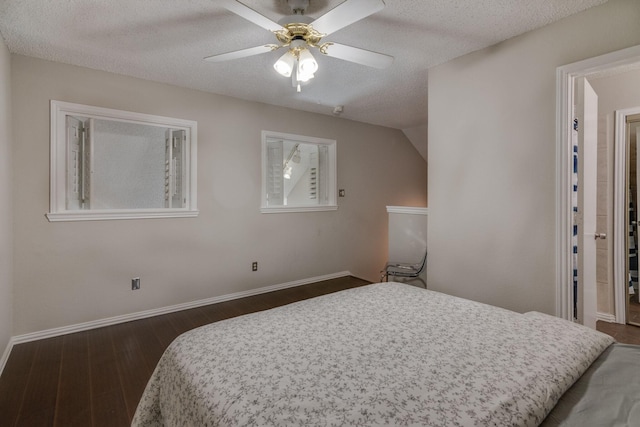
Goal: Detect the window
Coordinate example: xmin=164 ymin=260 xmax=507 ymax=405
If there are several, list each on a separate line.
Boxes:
xmin=261 ymin=130 xmax=337 ymax=213
xmin=47 ymin=100 xmax=198 ymax=221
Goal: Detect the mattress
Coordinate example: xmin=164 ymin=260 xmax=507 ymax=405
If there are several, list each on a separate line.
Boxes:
xmin=132 ymin=282 xmax=614 ymax=426
xmin=542 ymin=343 xmax=640 ymax=426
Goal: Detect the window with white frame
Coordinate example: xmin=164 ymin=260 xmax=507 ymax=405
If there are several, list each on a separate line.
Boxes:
xmin=47 ymin=100 xmax=198 ymax=221
xmin=261 ymin=130 xmax=337 ymax=213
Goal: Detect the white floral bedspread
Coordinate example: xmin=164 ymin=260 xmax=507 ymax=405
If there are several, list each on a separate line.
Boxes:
xmin=132 ymin=283 xmax=614 ymax=427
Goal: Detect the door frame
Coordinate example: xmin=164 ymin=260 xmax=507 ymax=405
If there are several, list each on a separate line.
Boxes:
xmin=614 ymin=108 xmax=640 ymax=324
xmin=556 ymin=44 xmax=640 ymax=323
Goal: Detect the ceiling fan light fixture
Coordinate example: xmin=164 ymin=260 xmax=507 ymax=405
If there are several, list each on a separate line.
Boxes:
xmin=298 ymin=48 xmax=318 ymax=76
xmin=297 ymin=69 xmax=314 ymax=83
xmin=207 ymin=0 xmax=394 ymax=93
xmin=294 ymin=49 xmax=316 ymax=87
xmin=274 ymin=51 xmax=295 ymax=77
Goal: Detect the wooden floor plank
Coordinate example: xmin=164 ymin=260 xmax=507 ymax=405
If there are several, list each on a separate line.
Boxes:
xmin=16 ymin=337 xmax=63 ymax=426
xmin=184 ymin=306 xmax=216 ymax=330
xmin=596 ymin=320 xmax=640 ymax=345
xmin=88 ymin=327 xmax=129 ymax=427
xmin=54 ymin=332 xmax=92 ymax=426
xmin=198 ymin=298 xmax=248 ymax=324
xmin=133 ymin=318 xmax=171 ymax=371
xmin=146 ymin=312 xmax=182 ymax=350
xmin=0 ymin=343 xmax=37 ymax=426
xmin=1 ymin=276 xmax=638 ymax=427
xmin=109 ymin=322 xmax=154 ymax=421
xmin=164 ymin=307 xmax=209 ymax=336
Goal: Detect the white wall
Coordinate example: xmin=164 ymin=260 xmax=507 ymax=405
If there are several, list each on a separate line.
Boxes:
xmin=0 ymin=36 xmax=13 ymax=356
xmin=11 ymin=55 xmax=427 ymax=335
xmin=402 ymin=125 xmax=428 ymax=162
xmin=427 ymin=0 xmax=640 ymax=314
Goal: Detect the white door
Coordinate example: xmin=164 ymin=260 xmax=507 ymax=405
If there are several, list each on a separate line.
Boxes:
xmin=576 ymin=76 xmax=599 ymax=329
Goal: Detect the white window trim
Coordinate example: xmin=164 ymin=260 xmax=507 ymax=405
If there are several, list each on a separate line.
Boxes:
xmin=261 ymin=130 xmax=337 ymax=213
xmin=47 ymin=100 xmax=198 ymax=222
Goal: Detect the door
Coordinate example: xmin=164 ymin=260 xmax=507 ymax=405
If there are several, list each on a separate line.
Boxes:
xmin=576 ymin=76 xmax=599 ymax=329
xmin=627 ymin=117 xmax=640 ymax=326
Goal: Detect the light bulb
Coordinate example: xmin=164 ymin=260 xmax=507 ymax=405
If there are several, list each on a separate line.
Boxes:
xmin=297 ymin=49 xmax=317 ymax=83
xmin=274 ymin=51 xmax=295 ymax=77
xmin=298 ymin=48 xmax=318 ymax=76
xmin=297 ymin=70 xmax=314 ymax=83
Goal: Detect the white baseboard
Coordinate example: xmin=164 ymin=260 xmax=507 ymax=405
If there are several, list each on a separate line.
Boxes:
xmin=596 ymin=311 xmax=617 ymax=323
xmin=1 ymin=271 xmax=352 ymax=375
xmin=0 ymin=336 xmax=15 ymax=378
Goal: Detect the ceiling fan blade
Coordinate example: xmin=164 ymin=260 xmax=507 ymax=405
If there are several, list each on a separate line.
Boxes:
xmin=310 ymin=0 xmax=385 ymax=36
xmin=204 ymin=44 xmax=280 ymax=62
xmin=319 ymin=43 xmax=393 ymax=69
xmin=223 ymin=0 xmax=285 ymax=32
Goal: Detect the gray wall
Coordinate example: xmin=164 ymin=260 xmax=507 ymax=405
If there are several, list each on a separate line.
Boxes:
xmin=10 ymin=55 xmax=426 ymax=335
xmin=0 ymin=34 xmax=13 ymax=358
xmin=427 ymin=0 xmax=640 ymax=314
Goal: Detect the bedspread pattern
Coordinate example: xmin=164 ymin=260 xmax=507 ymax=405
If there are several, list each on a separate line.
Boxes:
xmin=133 ymin=283 xmax=613 ymax=426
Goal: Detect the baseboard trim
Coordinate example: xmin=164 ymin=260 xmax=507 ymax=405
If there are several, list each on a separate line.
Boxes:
xmin=0 ymin=336 xmax=15 ymax=379
xmin=10 ymin=271 xmax=352 ymax=347
xmin=596 ymin=311 xmax=617 ymax=323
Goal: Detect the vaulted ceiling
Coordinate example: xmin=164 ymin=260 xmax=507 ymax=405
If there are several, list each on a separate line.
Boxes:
xmin=0 ymin=0 xmax=607 ymax=133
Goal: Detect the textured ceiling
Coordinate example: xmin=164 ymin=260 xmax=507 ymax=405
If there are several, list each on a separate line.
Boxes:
xmin=0 ymin=0 xmax=607 ymax=130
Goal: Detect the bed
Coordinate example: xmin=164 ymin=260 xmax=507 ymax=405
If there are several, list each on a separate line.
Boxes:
xmin=132 ymin=282 xmax=625 ymax=426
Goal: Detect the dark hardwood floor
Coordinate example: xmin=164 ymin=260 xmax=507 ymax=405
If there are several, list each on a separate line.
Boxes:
xmin=596 ymin=320 xmax=640 ymax=345
xmin=0 ymin=276 xmax=371 ymax=426
xmin=594 ymin=292 xmax=640 ymax=345
xmin=1 ymin=276 xmax=639 ymax=426
xmin=629 ymin=292 xmax=640 ymax=325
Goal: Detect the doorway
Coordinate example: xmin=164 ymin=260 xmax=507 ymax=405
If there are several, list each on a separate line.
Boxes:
xmin=556 ymin=44 xmax=640 ymax=326
xmin=613 ymin=110 xmax=640 ymax=326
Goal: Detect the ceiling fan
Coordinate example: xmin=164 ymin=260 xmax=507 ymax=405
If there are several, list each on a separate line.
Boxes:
xmin=204 ymin=0 xmax=394 ymax=92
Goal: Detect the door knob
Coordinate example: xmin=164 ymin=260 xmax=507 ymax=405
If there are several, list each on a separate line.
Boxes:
xmin=595 ymin=233 xmax=607 ymax=240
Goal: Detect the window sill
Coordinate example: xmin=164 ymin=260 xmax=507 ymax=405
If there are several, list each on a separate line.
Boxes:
xmin=46 ymin=209 xmax=199 ymax=222
xmin=260 ymin=205 xmax=338 ymax=214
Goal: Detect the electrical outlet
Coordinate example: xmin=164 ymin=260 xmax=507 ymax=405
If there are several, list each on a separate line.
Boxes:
xmin=252 ymin=262 xmax=258 ymax=272
xmin=132 ymin=277 xmax=140 ymax=290
xmin=339 ymin=189 xmax=346 ymax=197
